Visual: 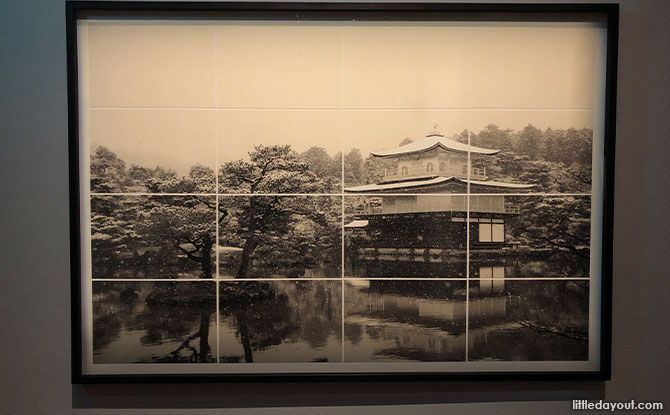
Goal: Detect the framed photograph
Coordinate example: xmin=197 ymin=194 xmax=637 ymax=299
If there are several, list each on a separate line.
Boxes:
xmin=67 ymin=1 xmax=617 ymax=383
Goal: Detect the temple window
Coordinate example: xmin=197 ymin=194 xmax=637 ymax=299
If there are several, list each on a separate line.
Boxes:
xmin=492 ymin=223 xmax=505 ymax=241
xmin=479 ymin=220 xmax=505 ymax=243
xmin=401 ymin=166 xmax=408 ymax=175
xmin=439 ymin=162 xmax=445 ymax=172
xmin=426 ymin=162 xmax=434 ymax=172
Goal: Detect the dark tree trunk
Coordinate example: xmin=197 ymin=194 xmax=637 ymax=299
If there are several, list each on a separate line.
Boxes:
xmin=236 ymin=312 xmax=253 ymax=363
xmin=236 ymin=236 xmax=259 ymax=278
xmin=200 ymin=238 xmax=214 ymax=279
xmin=198 ymin=311 xmax=211 ymax=363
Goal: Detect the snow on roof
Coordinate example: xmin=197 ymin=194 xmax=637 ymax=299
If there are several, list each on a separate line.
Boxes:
xmin=344 ymin=176 xmax=454 ymax=192
xmin=344 ymin=220 xmax=369 ymax=228
xmin=344 ymin=176 xmax=536 ymax=192
xmin=466 ymin=179 xmax=536 ymax=189
xmin=371 ymin=133 xmax=500 ymax=157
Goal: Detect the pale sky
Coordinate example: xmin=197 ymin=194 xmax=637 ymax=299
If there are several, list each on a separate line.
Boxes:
xmin=80 ymin=20 xmax=605 ymax=170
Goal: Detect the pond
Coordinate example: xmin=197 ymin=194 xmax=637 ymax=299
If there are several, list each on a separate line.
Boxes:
xmin=92 ymin=279 xmax=588 ymax=364
xmin=468 ymin=279 xmax=589 ymax=361
xmin=344 ymin=279 xmax=588 ymax=361
xmin=92 ymin=280 xmax=342 ymax=364
xmin=92 ymin=281 xmax=217 ymax=363
xmin=218 ymin=281 xmax=342 ymax=363
xmin=344 ymin=280 xmax=467 ymax=361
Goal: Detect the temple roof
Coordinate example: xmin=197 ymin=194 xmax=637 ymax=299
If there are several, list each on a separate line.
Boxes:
xmin=344 ymin=220 xmax=369 ymax=228
xmin=465 ymin=178 xmax=537 ymax=189
xmin=344 ymin=176 xmax=536 ymax=193
xmin=371 ymin=133 xmax=500 ymax=157
xmin=344 ymin=177 xmax=454 ymax=192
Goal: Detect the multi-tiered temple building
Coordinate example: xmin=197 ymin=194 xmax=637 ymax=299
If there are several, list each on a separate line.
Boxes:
xmin=344 ymin=132 xmax=535 ymax=256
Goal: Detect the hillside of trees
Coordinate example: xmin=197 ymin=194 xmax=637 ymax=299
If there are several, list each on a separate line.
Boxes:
xmin=90 ymin=145 xmax=342 ymax=194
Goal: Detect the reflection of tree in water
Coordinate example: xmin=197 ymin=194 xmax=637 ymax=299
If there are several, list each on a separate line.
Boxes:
xmin=219 ymin=282 xmax=293 ymax=362
xmin=298 ymin=283 xmax=334 ymax=348
xmin=344 ymin=323 xmax=363 ymax=345
xmin=92 ymin=282 xmax=216 ymax=363
xmin=469 ymin=280 xmax=589 ymax=361
xmin=507 ymin=280 xmax=588 ymax=341
xmin=144 ymin=283 xmax=215 ymax=363
xmin=94 ymin=281 xmax=341 ymax=364
xmin=92 ymin=283 xmax=144 ymax=352
xmin=472 ymin=280 xmax=588 ymax=339
xmin=220 ymin=281 xmax=341 ymax=362
xmin=92 ymin=296 xmax=125 ymax=352
xmin=234 ymin=299 xmax=296 ymax=362
xmin=140 ymin=306 xmax=213 ymax=363
xmin=365 ymin=326 xmax=383 ymax=341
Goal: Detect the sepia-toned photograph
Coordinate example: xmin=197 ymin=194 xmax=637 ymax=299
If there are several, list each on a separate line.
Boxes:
xmin=74 ymin=8 xmax=611 ymax=377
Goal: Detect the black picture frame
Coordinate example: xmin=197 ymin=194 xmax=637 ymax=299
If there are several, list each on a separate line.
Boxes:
xmin=67 ymin=1 xmax=618 ymax=384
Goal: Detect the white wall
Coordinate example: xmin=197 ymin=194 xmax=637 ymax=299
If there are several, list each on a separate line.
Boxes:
xmin=1 ymin=0 xmax=670 ymax=414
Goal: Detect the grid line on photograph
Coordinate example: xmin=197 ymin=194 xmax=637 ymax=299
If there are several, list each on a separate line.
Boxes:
xmin=341 ymin=277 xmax=589 ymax=281
xmin=468 ymin=277 xmax=590 ymax=281
xmin=88 ymin=106 xmax=596 ymax=111
xmin=87 ymin=277 xmax=592 ymax=282
xmin=90 ymin=106 xmax=220 ymax=110
xmin=90 ymin=278 xmax=220 ymax=282
xmin=340 ymin=28 xmax=346 ymax=363
xmin=341 ymin=191 xmax=345 ymax=362
xmin=90 ymin=192 xmax=592 ymax=197
xmin=89 ymin=193 xmax=347 ymax=197
xmin=215 ymin=25 xmax=220 ymax=364
xmin=217 ymin=277 xmax=345 ymax=282
xmin=465 ymin=27 xmax=472 ymax=361
xmin=90 ymin=278 xmax=227 ymax=282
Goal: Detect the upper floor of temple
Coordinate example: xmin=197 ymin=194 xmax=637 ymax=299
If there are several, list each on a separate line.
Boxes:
xmin=344 ymin=131 xmax=536 ymax=194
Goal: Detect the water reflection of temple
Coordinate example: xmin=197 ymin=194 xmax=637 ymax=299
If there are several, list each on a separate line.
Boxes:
xmin=345 ymin=132 xmax=535 ymax=260
xmin=344 ymin=280 xmax=588 ymax=361
xmin=344 ymin=281 xmax=467 ymax=361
